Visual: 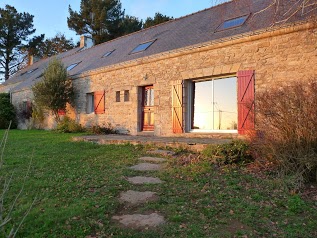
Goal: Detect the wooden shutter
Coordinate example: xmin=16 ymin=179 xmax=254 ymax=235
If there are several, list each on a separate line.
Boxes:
xmin=94 ymin=91 xmax=105 ymax=114
xmin=58 ymin=109 xmax=66 ymax=116
xmin=172 ymin=81 xmax=183 ymax=134
xmin=237 ymin=70 xmax=255 ymax=135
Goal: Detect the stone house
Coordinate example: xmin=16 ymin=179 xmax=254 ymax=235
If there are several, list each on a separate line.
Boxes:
xmin=0 ymin=0 xmax=316 ymax=137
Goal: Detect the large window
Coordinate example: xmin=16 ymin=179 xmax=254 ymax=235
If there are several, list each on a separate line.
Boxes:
xmin=189 ymin=77 xmax=237 ymax=132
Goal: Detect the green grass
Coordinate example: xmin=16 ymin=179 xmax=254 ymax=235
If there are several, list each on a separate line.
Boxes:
xmin=0 ymin=130 xmax=316 ymax=237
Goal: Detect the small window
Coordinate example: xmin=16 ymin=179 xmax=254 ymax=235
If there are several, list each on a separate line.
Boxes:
xmin=124 ymin=90 xmax=129 ymax=102
xmin=216 ymin=15 xmax=248 ymax=31
xmin=67 ymin=62 xmax=80 ymax=71
xmin=130 ymin=40 xmax=156 ymax=54
xmin=21 ymin=68 xmax=38 ymax=76
xmin=86 ymin=93 xmax=94 ymax=113
xmin=116 ymin=91 xmax=120 ymax=102
xmin=102 ymin=50 xmax=115 ymax=58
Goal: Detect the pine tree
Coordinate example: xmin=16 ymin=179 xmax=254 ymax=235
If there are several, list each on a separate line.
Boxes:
xmin=143 ymin=12 xmax=173 ymax=29
xmin=0 ymin=5 xmax=35 ymax=81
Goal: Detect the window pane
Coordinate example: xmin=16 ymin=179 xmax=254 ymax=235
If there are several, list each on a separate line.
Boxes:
xmin=131 ymin=40 xmax=155 ymax=54
xmin=213 ymin=77 xmax=237 ymax=130
xmin=217 ymin=15 xmax=248 ymax=31
xmin=193 ymin=80 xmax=213 ymax=130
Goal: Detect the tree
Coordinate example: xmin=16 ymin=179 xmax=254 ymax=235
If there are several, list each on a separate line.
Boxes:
xmin=121 ymin=15 xmax=143 ymax=35
xmin=0 ymin=5 xmax=35 ymax=81
xmin=32 ymin=58 xmax=74 ymax=122
xmin=143 ymin=12 xmax=173 ymax=29
xmin=67 ymin=0 xmax=125 ymax=45
xmin=0 ymin=93 xmax=17 ymax=129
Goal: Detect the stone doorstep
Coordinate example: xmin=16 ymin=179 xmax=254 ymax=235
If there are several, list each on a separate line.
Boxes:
xmin=127 ymin=176 xmax=163 ymax=185
xmin=119 ymin=190 xmax=158 ymax=205
xmin=129 ymin=163 xmax=163 ymax=171
xmin=112 ymin=213 xmax=165 ymax=229
xmin=139 ymin=157 xmax=167 ymax=163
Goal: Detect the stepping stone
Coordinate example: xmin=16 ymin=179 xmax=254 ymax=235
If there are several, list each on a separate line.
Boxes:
xmin=119 ymin=190 xmax=158 ymax=205
xmin=129 ymin=163 xmax=163 ymax=171
xmin=127 ymin=176 xmax=163 ymax=185
xmin=139 ymin=157 xmax=167 ymax=163
xmin=112 ymin=213 xmax=165 ymax=229
xmin=147 ymin=149 xmax=176 ymax=156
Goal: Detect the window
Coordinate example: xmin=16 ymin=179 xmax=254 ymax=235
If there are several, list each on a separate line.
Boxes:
xmin=102 ymin=50 xmax=115 ymax=58
xmin=86 ymin=93 xmax=94 ymax=113
xmin=67 ymin=62 xmax=80 ymax=71
xmin=116 ymin=91 xmax=121 ymax=102
xmin=124 ymin=90 xmax=129 ymax=102
xmin=188 ymin=77 xmax=238 ymax=132
xmin=216 ymin=15 xmax=248 ymax=31
xmin=21 ymin=68 xmax=38 ymax=76
xmin=130 ymin=40 xmax=156 ymax=54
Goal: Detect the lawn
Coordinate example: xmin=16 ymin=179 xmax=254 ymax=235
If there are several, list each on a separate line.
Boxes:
xmin=0 ymin=130 xmax=316 ymax=237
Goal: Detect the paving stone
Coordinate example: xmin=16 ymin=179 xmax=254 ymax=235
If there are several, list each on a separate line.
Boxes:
xmin=119 ymin=190 xmax=158 ymax=205
xmin=127 ymin=176 xmax=163 ymax=185
xmin=112 ymin=213 xmax=165 ymax=229
xmin=129 ymin=163 xmax=163 ymax=171
xmin=147 ymin=149 xmax=176 ymax=156
xmin=139 ymin=157 xmax=167 ymax=163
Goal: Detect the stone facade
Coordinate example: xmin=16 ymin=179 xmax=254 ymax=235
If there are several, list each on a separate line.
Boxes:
xmin=2 ymin=21 xmax=317 ymax=137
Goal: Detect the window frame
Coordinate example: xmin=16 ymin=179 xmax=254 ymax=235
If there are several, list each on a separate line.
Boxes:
xmin=115 ymin=91 xmax=121 ymax=102
xmin=66 ymin=62 xmax=81 ymax=71
xmin=215 ymin=14 xmax=249 ymax=32
xmin=124 ymin=90 xmax=130 ymax=102
xmin=102 ymin=49 xmax=115 ymax=58
xmin=86 ymin=92 xmax=95 ymax=114
xmin=130 ymin=39 xmax=156 ymax=54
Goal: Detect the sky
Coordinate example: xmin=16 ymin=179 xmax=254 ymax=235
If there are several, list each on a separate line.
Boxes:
xmin=0 ymin=0 xmax=228 ymax=42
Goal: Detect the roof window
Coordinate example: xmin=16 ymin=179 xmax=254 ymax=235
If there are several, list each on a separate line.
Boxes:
xmin=21 ymin=68 xmax=38 ymax=76
xmin=216 ymin=15 xmax=248 ymax=31
xmin=130 ymin=40 xmax=156 ymax=54
xmin=67 ymin=62 xmax=80 ymax=71
xmin=102 ymin=50 xmax=115 ymax=58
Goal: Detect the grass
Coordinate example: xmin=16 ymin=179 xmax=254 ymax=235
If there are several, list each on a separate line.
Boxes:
xmin=0 ymin=130 xmax=316 ymax=237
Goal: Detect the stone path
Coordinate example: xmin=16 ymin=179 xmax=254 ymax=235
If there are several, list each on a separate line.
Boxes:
xmin=112 ymin=153 xmax=171 ymax=230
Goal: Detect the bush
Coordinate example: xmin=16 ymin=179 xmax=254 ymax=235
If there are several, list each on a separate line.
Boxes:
xmin=88 ymin=123 xmax=117 ymax=135
xmin=202 ymin=140 xmax=253 ymax=165
xmin=0 ymin=93 xmax=17 ymax=129
xmin=56 ymin=117 xmax=83 ymax=133
xmin=250 ymin=80 xmax=317 ymax=187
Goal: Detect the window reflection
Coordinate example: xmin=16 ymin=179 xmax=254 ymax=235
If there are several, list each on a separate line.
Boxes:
xmin=192 ymin=77 xmax=237 ymax=131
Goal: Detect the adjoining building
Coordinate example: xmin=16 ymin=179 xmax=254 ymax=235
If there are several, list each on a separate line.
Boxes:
xmin=1 ymin=0 xmax=316 ymax=137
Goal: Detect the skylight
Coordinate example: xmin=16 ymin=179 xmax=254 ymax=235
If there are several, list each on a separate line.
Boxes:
xmin=102 ymin=50 xmax=115 ymax=58
xmin=130 ymin=40 xmax=156 ymax=54
xmin=21 ymin=68 xmax=38 ymax=76
xmin=67 ymin=62 xmax=80 ymax=71
xmin=216 ymin=15 xmax=248 ymax=31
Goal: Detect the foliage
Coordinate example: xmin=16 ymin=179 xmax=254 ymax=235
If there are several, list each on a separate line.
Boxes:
xmin=202 ymin=140 xmax=253 ymax=165
xmin=0 ymin=130 xmax=316 ymax=237
xmin=0 ymin=5 xmax=36 ymax=81
xmin=143 ymin=12 xmax=173 ymax=29
xmin=32 ymin=58 xmax=74 ymax=122
xmin=56 ymin=117 xmax=84 ymax=133
xmin=250 ymin=80 xmax=317 ymax=188
xmin=25 ymin=33 xmax=75 ymax=59
xmin=121 ymin=15 xmax=143 ymax=35
xmin=67 ymin=0 xmax=125 ymax=44
xmin=0 ymin=93 xmax=17 ymax=129
xmin=88 ymin=123 xmax=117 ymax=134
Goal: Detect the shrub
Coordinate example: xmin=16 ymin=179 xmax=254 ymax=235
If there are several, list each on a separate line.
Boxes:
xmin=0 ymin=93 xmax=17 ymax=129
xmin=88 ymin=123 xmax=117 ymax=135
xmin=202 ymin=140 xmax=253 ymax=165
xmin=250 ymin=80 xmax=317 ymax=188
xmin=56 ymin=117 xmax=83 ymax=133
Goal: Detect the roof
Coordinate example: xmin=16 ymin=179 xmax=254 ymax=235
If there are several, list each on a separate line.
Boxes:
xmin=2 ymin=0 xmax=317 ymax=92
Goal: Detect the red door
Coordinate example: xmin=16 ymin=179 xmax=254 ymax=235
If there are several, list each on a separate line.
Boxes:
xmin=142 ymin=85 xmax=154 ymax=131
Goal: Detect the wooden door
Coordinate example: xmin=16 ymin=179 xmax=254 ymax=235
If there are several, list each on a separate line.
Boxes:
xmin=142 ymin=85 xmax=154 ymax=131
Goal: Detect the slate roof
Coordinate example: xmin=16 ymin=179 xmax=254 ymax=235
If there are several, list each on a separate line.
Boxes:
xmin=2 ymin=0 xmax=316 ymax=92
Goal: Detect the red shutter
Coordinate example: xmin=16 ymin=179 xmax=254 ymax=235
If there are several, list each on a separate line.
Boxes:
xmin=58 ymin=109 xmax=66 ymax=116
xmin=237 ymin=70 xmax=255 ymax=135
xmin=172 ymin=81 xmax=183 ymax=134
xmin=94 ymin=91 xmax=105 ymax=114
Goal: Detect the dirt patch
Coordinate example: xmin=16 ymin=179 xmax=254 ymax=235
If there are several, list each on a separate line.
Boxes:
xmin=129 ymin=163 xmax=163 ymax=171
xmin=126 ymin=176 xmax=163 ymax=185
xmin=119 ymin=190 xmax=158 ymax=205
xmin=112 ymin=213 xmax=165 ymax=229
xmin=139 ymin=157 xmax=167 ymax=163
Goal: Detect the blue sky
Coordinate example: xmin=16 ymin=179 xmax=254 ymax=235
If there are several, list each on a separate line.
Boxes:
xmin=0 ymin=0 xmax=228 ymax=42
